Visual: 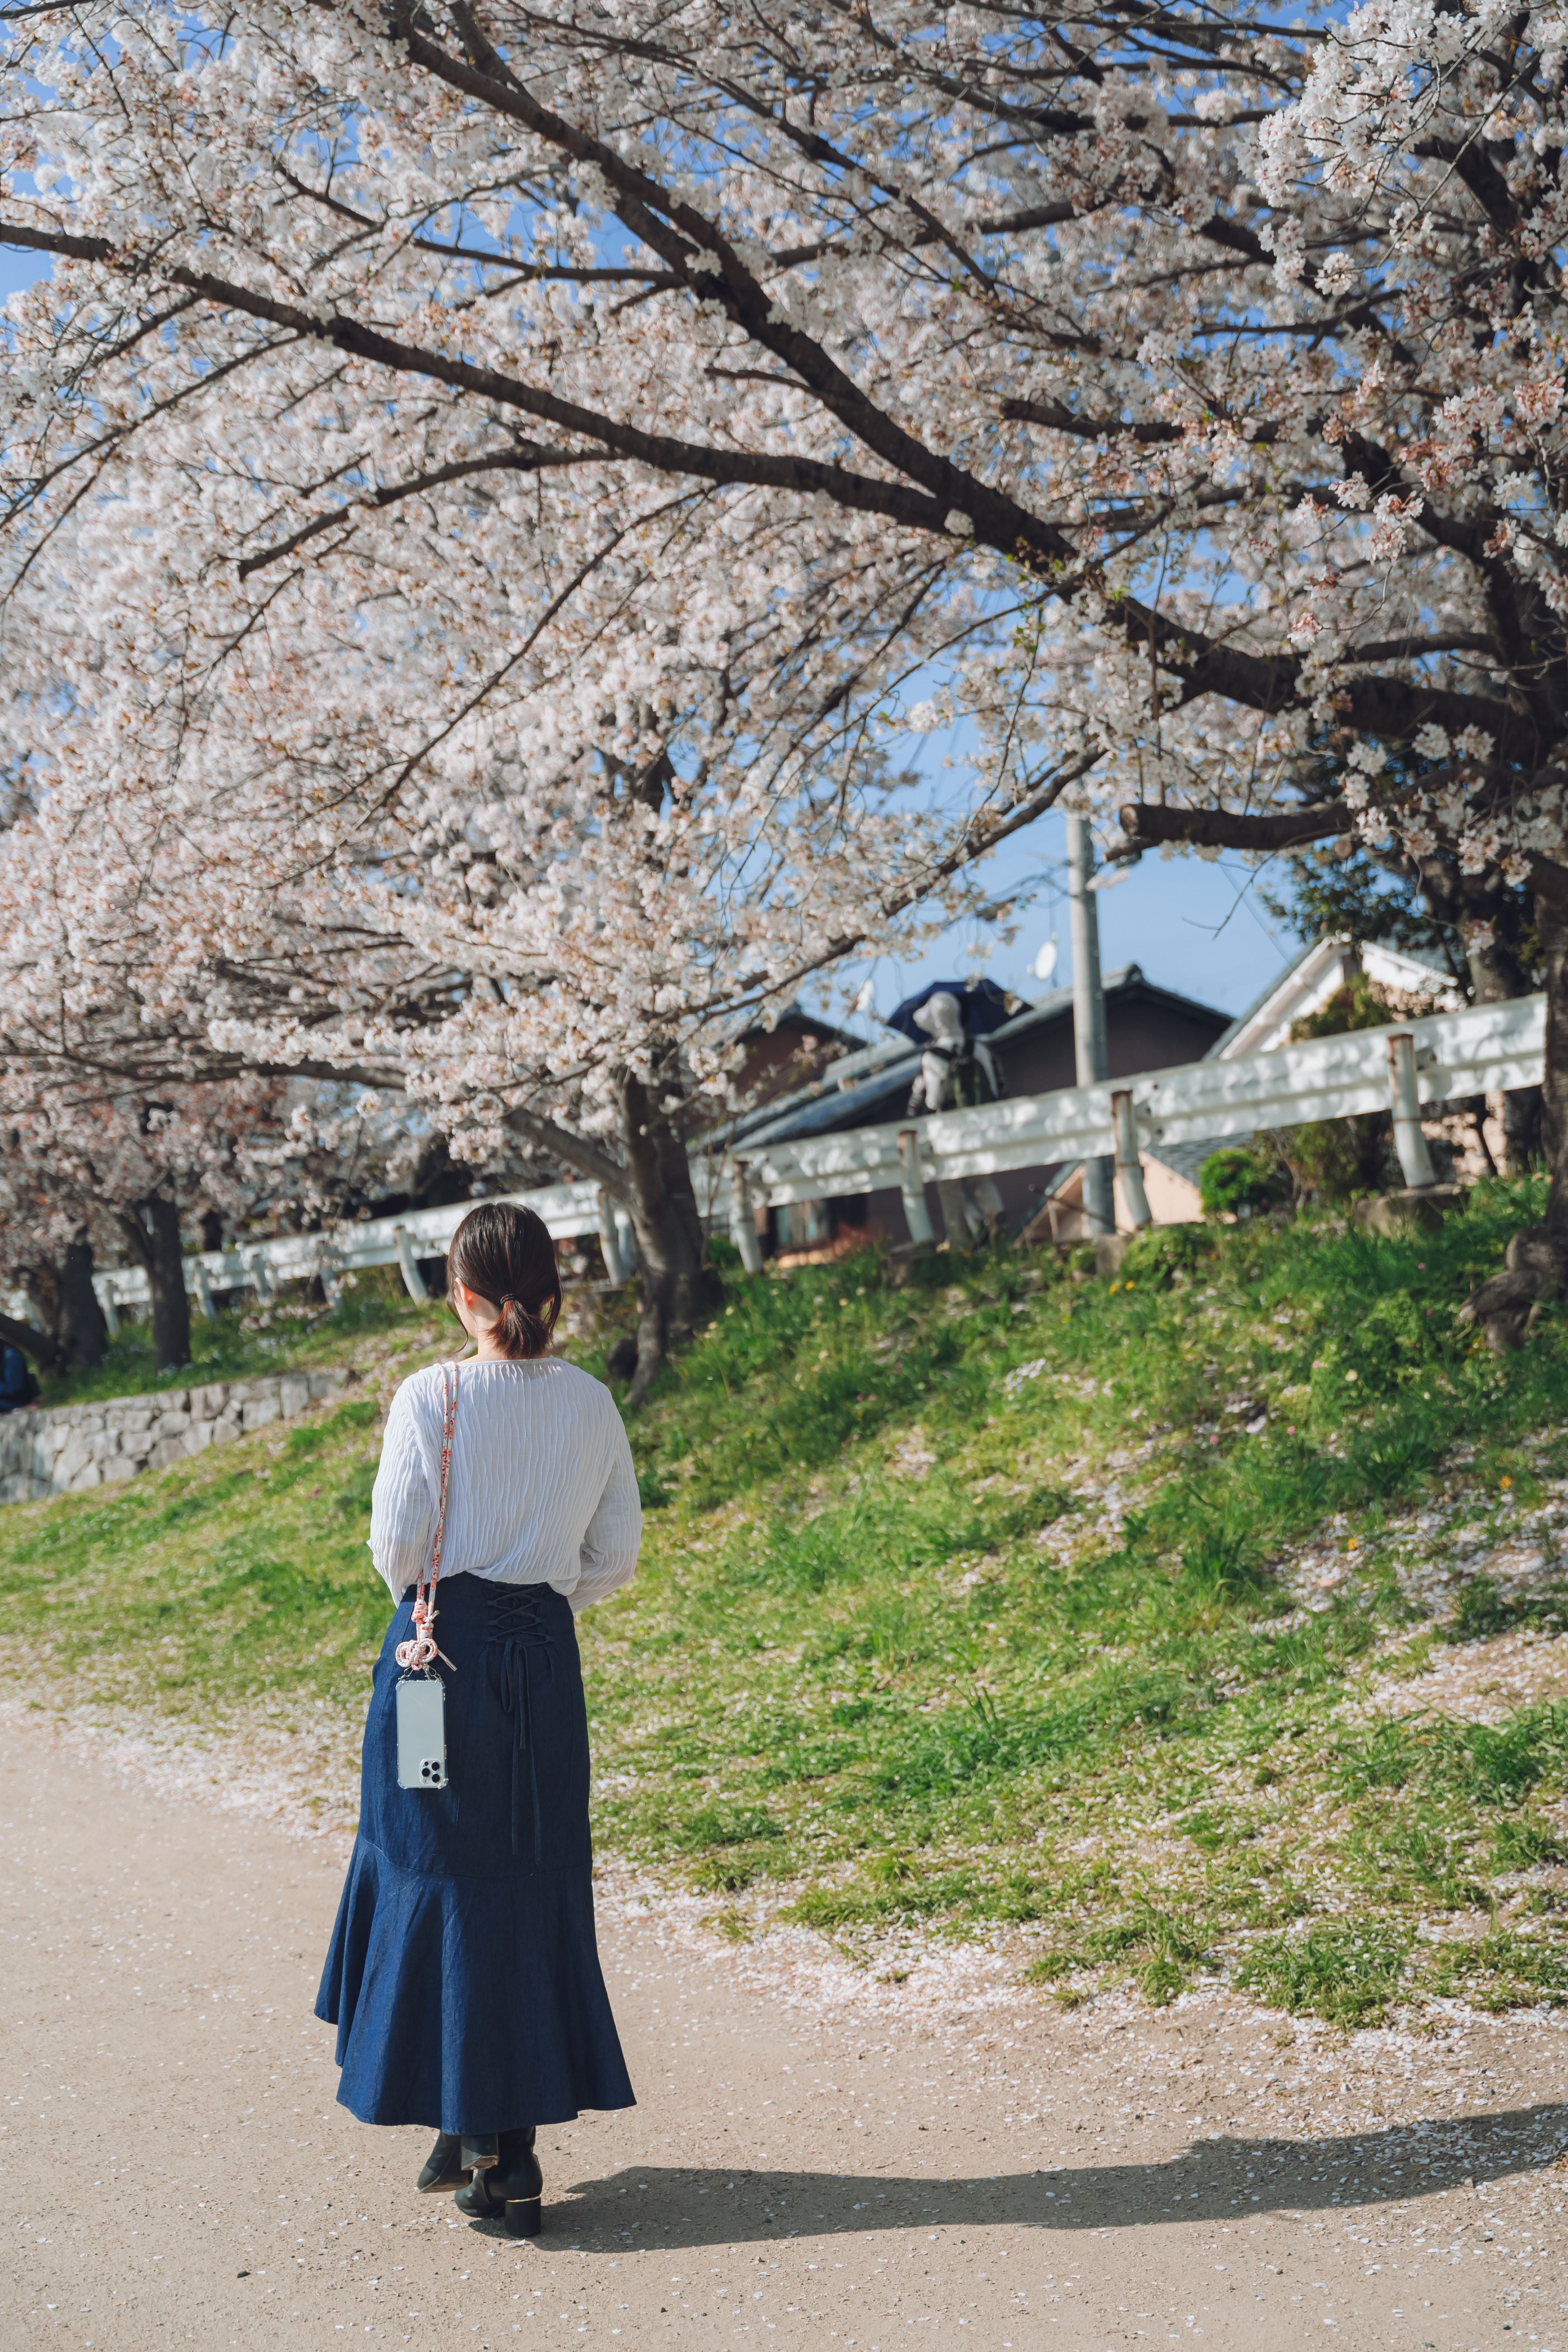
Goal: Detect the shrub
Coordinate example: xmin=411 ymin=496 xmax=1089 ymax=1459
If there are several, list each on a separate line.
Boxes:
xmin=1197 ymin=1146 xmax=1291 ymax=1221
xmin=1279 ymin=976 xmax=1404 ymax=1200
xmin=1119 ymin=1221 xmax=1215 ymax=1281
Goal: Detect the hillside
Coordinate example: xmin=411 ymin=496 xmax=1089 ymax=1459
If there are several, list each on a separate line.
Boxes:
xmin=6 ymin=1183 xmax=1568 ymax=2028
xmin=24 ymin=1269 xmax=429 ymax=1408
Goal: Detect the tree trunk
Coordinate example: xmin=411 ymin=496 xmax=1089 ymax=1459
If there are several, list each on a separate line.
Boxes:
xmin=1540 ymin=898 xmax=1568 ymax=1247
xmin=1453 ymin=892 xmax=1568 ymax=1348
xmin=121 ymin=1194 xmax=193 ymax=1372
xmin=145 ymin=1193 xmax=192 ymax=1371
xmin=56 ymin=1233 xmax=110 ymax=1371
xmin=1418 ymin=854 xmax=1543 ymax=1170
xmin=616 ymin=1063 xmax=719 ymax=1406
xmin=11 ymin=1235 xmax=105 ymax=1369
xmin=1470 ymin=926 xmax=1544 ymax=1171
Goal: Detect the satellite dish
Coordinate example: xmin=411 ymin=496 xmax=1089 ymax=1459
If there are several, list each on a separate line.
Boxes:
xmin=1032 ymin=936 xmax=1059 ymax=983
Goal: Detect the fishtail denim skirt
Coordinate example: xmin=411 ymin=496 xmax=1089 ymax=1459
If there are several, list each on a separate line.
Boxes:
xmin=315 ymin=1572 xmax=635 ymax=2134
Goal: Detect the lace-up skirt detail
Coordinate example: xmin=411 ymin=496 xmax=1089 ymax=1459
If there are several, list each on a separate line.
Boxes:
xmin=315 ymin=1573 xmax=635 ymax=2133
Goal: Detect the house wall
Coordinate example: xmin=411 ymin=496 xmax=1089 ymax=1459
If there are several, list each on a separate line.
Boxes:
xmin=744 ymin=987 xmax=1231 ymax=1254
xmin=1021 ymin=1152 xmax=1203 ymax=1247
xmin=885 ymin=995 xmax=1226 ymax=1242
xmin=727 ymin=1014 xmax=858 ymax=1131
xmin=931 ymin=995 xmax=1227 ymax=1237
xmin=1132 ymin=1156 xmax=1205 ymax=1227
xmin=1000 ymin=995 xmax=1231 ymax=1098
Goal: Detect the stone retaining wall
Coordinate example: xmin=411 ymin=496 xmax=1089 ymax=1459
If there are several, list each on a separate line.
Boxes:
xmin=0 ymin=1367 xmax=351 ymax=1503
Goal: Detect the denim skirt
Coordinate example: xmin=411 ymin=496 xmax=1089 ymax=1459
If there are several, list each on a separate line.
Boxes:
xmin=314 ymin=1573 xmax=635 ymax=2134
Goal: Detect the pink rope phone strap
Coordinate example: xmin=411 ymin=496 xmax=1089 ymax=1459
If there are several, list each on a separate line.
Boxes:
xmin=395 ymin=1361 xmax=459 ymax=1676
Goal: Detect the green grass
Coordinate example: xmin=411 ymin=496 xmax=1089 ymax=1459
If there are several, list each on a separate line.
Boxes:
xmin=1236 ymin=1921 xmax=1416 ymax=2029
xmin=33 ymin=1263 xmax=446 ymax=1408
xmin=6 ymin=1177 xmax=1568 ymax=2023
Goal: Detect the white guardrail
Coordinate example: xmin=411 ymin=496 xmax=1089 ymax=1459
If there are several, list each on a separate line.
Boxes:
xmin=83 ymin=992 xmax=1546 ymax=1321
xmin=88 ymin=1180 xmax=632 ymax=1328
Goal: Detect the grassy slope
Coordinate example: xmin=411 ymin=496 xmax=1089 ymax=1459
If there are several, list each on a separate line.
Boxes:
xmin=29 ymin=1274 xmax=424 ymax=1408
xmin=5 ymin=1187 xmax=1568 ymax=2027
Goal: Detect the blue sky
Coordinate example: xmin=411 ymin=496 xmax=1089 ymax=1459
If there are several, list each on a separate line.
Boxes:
xmin=825 ymin=683 xmax=1302 ymax=1032
xmin=838 ymin=807 xmax=1296 ymax=1035
xmin=0 ymin=250 xmax=39 ymax=301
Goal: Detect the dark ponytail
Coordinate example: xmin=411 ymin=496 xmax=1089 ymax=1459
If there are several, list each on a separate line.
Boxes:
xmin=446 ymin=1202 xmax=562 ymax=1360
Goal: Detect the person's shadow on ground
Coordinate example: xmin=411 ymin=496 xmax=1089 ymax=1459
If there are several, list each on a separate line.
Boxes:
xmin=465 ymin=2103 xmax=1568 ymax=2249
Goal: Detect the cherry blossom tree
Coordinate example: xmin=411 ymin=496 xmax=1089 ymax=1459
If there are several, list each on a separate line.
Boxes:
xmin=0 ymin=601 xmax=981 ymax=1387
xmin=0 ymin=1155 xmax=106 ymax=1375
xmin=1 ymin=0 xmax=1565 ymax=1343
xmin=0 ymin=1048 xmax=307 ymax=1370
xmin=0 ymin=882 xmax=335 ymax=1366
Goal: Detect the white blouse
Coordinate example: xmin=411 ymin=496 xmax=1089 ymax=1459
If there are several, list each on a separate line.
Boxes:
xmin=367 ymin=1357 xmax=642 ymax=1613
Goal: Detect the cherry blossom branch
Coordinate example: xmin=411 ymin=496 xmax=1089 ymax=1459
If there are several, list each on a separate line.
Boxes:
xmin=0 ymin=1310 xmax=60 ymax=1371
xmin=1119 ymin=801 xmax=1568 ymax=915
xmin=235 ymin=445 xmax=594 ymax=578
xmin=499 ymin=1103 xmax=629 ymax=1197
xmin=0 ymin=219 xmax=963 ymax=537
xmin=0 ymin=225 xmax=1519 ymax=749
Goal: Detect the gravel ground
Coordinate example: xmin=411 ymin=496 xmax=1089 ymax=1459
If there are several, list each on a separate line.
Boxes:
xmin=5 ymin=1714 xmax=1568 ymax=2352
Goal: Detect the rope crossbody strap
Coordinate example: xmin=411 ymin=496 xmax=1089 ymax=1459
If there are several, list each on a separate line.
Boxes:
xmin=395 ymin=1361 xmax=459 ymax=1675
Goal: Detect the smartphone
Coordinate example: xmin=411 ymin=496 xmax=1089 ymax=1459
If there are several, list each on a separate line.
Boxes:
xmin=395 ymin=1676 xmax=448 ymax=1790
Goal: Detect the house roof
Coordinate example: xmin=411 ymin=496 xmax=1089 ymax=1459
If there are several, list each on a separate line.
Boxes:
xmin=737 ymin=1000 xmax=862 ymax=1051
xmin=714 ymin=963 xmax=1229 ymax=1154
xmin=1206 ymin=934 xmax=1458 ymax=1061
xmin=1205 ymin=937 xmax=1324 ymax=1061
xmin=1146 ymin=1133 xmax=1229 ymax=1187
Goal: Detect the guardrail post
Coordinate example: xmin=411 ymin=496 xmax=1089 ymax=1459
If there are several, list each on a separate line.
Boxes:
xmin=192 ymin=1260 xmax=216 ymax=1321
xmin=896 ymin=1128 xmax=936 ymax=1247
xmin=98 ymin=1280 xmax=120 ymax=1338
xmin=392 ymin=1226 xmax=428 ymax=1303
xmin=314 ymin=1238 xmax=345 ymax=1309
xmin=597 ymin=1188 xmax=631 ymax=1285
xmin=726 ymin=1159 xmax=764 ymax=1274
xmin=248 ymin=1249 xmax=275 ymax=1305
xmin=615 ymin=1206 xmax=639 ymax=1275
xmin=1387 ymin=1034 xmax=1437 ymax=1188
xmin=1111 ymin=1090 xmax=1152 ymax=1230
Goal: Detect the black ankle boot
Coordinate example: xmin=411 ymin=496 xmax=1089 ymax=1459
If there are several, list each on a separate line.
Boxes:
xmin=454 ymin=2128 xmax=542 ymax=2236
xmin=416 ymin=2133 xmax=466 ymax=2193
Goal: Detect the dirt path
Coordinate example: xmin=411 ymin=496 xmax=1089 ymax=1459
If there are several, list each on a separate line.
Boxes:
xmin=4 ymin=1718 xmax=1568 ymax=2352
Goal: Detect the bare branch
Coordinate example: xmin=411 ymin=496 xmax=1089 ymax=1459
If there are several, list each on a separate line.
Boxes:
xmin=502 ymin=1103 xmax=628 ymax=1199
xmin=1119 ymin=801 xmax=1352 ymax=852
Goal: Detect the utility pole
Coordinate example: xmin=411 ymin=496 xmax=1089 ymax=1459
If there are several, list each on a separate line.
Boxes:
xmin=1066 ymin=813 xmax=1114 ymax=1237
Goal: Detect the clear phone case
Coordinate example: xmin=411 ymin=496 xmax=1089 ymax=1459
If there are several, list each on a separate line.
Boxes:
xmin=395 ymin=1675 xmax=448 ymax=1789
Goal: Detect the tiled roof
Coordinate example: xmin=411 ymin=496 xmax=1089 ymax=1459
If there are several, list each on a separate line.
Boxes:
xmin=712 ymin=964 xmax=1229 ymax=1154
